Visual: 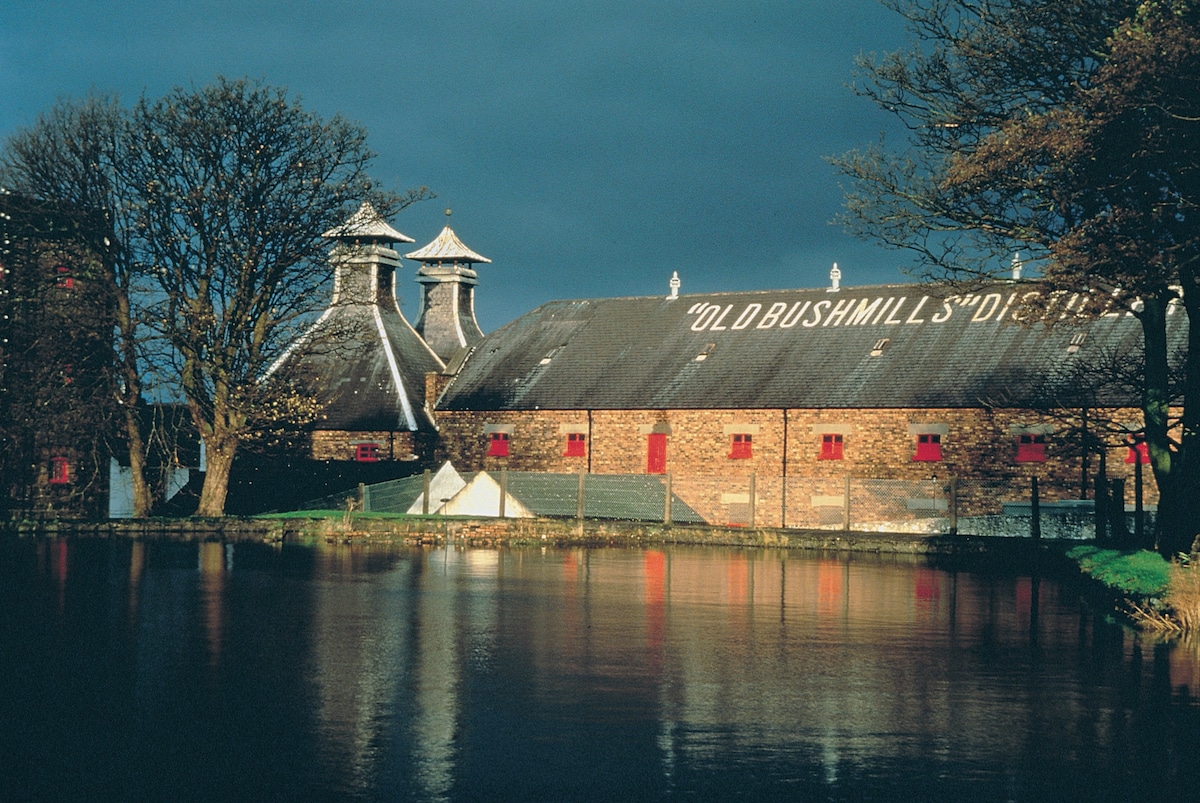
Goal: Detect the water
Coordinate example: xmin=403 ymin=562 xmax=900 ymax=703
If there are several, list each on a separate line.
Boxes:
xmin=2 ymin=538 xmax=1197 ymax=802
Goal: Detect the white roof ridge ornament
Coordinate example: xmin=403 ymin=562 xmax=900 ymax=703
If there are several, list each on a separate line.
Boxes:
xmin=667 ymin=271 xmax=681 ymax=299
xmin=322 ymin=201 xmax=414 ymax=243
xmin=828 ymin=262 xmax=841 ymax=292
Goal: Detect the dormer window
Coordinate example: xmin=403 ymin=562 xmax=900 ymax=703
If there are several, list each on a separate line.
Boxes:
xmin=914 ymin=433 xmax=942 ymax=462
xmin=354 ymin=442 xmax=380 ymax=462
xmin=1016 ymin=433 xmax=1047 ymax=463
xmin=820 ymin=433 xmax=844 ymax=460
xmin=49 ymin=457 xmax=71 ymax=484
xmin=487 ymin=431 xmax=510 ymax=457
xmin=564 ymin=432 xmax=586 ymax=457
xmin=909 ymin=424 xmax=947 ymax=462
xmin=1126 ymin=435 xmax=1150 ymax=464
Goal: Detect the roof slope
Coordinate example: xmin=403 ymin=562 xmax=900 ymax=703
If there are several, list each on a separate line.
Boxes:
xmin=437 ymin=282 xmax=1186 ymax=411
xmin=279 ymin=301 xmax=444 ymax=431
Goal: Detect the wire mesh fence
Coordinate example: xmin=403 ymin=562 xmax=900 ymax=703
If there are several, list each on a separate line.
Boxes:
xmin=301 ymin=468 xmax=1151 ymax=539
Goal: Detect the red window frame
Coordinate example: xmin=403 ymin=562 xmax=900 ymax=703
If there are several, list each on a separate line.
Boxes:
xmin=55 ymin=265 xmax=74 ymax=289
xmin=819 ymin=433 xmax=844 ymax=460
xmin=1016 ymin=433 xmax=1047 ymax=463
xmin=647 ymin=433 xmax=667 ymax=474
xmin=49 ymin=457 xmax=71 ymax=484
xmin=354 ymin=442 xmax=380 ymax=462
xmin=913 ymin=433 xmax=942 ymax=462
xmin=728 ymin=433 xmax=752 ymax=459
xmin=487 ymin=431 xmax=510 ymax=457
xmin=564 ymin=432 xmax=586 ymax=457
xmin=1125 ymin=437 xmax=1150 ymax=464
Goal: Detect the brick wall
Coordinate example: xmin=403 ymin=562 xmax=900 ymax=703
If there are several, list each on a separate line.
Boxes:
xmin=433 ymin=405 xmax=1163 ymax=525
xmin=311 ymin=429 xmax=422 ymax=462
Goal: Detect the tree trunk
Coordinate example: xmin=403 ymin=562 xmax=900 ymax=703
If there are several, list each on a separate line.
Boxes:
xmin=196 ymin=435 xmax=235 ymax=517
xmin=121 ymin=404 xmax=154 ymax=517
xmin=1144 ymin=296 xmax=1200 ymax=557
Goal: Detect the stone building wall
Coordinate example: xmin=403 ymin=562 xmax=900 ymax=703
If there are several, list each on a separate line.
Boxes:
xmin=311 ymin=429 xmax=423 ymax=463
xmin=433 ymin=405 xmax=1162 ymax=527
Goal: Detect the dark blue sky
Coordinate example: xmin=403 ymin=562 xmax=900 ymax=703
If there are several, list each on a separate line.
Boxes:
xmin=2 ymin=1 xmax=916 ymax=331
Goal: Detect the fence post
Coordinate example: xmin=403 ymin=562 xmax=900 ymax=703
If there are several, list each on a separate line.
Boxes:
xmin=358 ymin=482 xmax=366 ymax=512
xmin=781 ymin=473 xmax=787 ymax=530
xmin=498 ymin=467 xmax=507 ymax=518
xmin=1134 ymin=456 xmax=1145 ymax=549
xmin=1030 ymin=476 xmax=1041 ymax=541
xmin=422 ymin=469 xmax=431 ymax=515
xmin=664 ymin=472 xmax=673 ymax=525
xmin=749 ymin=473 xmax=757 ymax=528
xmin=843 ymin=475 xmax=851 ymax=532
xmin=1095 ymin=474 xmax=1108 ymax=542
xmin=1111 ymin=478 xmax=1127 ymax=544
xmin=577 ymin=471 xmax=586 ymax=521
xmin=949 ymin=475 xmax=958 ymax=535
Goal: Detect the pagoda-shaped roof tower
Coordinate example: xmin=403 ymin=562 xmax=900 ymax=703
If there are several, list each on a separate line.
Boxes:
xmin=406 ymin=210 xmax=491 ymax=362
xmin=270 ymin=203 xmax=444 ymax=446
xmin=322 ymin=201 xmax=415 ymax=243
xmin=405 ymin=221 xmax=491 ymax=266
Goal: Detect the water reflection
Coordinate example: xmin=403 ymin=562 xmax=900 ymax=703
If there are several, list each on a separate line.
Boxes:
xmin=2 ymin=538 xmax=1198 ymax=801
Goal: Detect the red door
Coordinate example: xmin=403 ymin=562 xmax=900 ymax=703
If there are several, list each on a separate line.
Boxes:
xmin=647 ymin=433 xmax=667 ymax=474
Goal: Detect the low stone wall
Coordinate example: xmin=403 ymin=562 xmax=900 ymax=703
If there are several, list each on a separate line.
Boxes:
xmin=3 ymin=515 xmax=1071 ymax=556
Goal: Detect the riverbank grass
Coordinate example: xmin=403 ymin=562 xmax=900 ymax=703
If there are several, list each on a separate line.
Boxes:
xmin=1067 ymin=545 xmax=1200 ymax=634
xmin=1067 ymin=545 xmax=1172 ymax=597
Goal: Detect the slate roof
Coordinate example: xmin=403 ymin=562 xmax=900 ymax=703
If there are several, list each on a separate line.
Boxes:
xmin=437 ymin=281 xmax=1186 ymax=411
xmin=291 ymin=301 xmax=444 ymax=431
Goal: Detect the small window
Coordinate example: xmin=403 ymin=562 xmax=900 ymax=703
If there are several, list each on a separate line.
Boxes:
xmin=488 ymin=431 xmax=510 ymax=457
xmin=55 ymin=265 xmax=74 ymax=289
xmin=564 ymin=432 xmax=586 ymax=457
xmin=728 ymin=433 xmax=752 ymax=459
xmin=1016 ymin=433 xmax=1047 ymax=463
xmin=49 ymin=457 xmax=71 ymax=484
xmin=914 ymin=433 xmax=942 ymax=462
xmin=820 ymin=433 xmax=844 ymax=460
xmin=354 ymin=443 xmax=380 ymax=462
xmin=1125 ymin=436 xmax=1150 ymax=464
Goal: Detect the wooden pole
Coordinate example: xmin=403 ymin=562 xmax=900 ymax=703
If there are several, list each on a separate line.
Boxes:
xmin=664 ymin=472 xmax=673 ymax=525
xmin=1030 ymin=476 xmax=1041 ymax=541
xmin=498 ymin=468 xmax=507 ymax=518
xmin=748 ymin=473 xmax=757 ymax=528
xmin=843 ymin=475 xmax=851 ymax=532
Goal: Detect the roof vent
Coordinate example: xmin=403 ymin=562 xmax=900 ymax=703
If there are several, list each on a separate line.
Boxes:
xmin=668 ymin=271 xmax=681 ymax=299
xmin=1067 ymin=332 xmax=1087 ymax=354
xmin=828 ymin=263 xmax=841 ymax=292
xmin=870 ymin=337 xmax=890 ymax=357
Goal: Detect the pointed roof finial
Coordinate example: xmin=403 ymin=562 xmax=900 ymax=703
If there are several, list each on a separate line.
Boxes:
xmin=322 ymin=201 xmax=414 ymax=243
xmin=828 ymin=262 xmax=842 ymax=292
xmin=1011 ymin=252 xmax=1023 ymax=280
xmin=405 ymin=214 xmax=491 ymax=265
xmin=668 ymin=270 xmax=681 ymax=299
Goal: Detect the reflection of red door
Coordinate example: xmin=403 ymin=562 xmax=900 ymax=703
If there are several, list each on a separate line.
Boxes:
xmin=647 ymin=433 xmax=667 ymax=474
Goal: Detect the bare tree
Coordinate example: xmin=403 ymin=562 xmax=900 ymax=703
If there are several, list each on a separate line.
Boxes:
xmin=126 ymin=77 xmax=428 ymax=516
xmin=834 ymin=0 xmax=1200 ymax=555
